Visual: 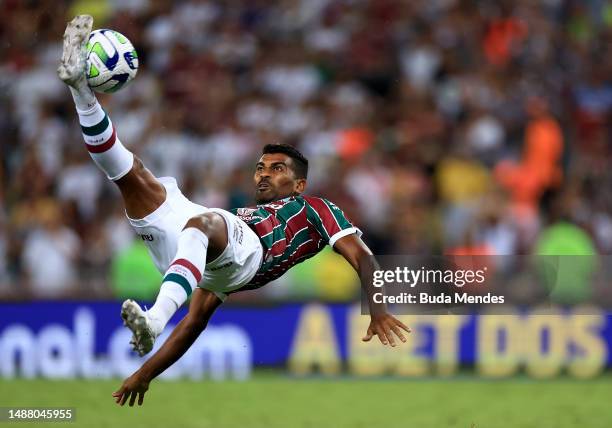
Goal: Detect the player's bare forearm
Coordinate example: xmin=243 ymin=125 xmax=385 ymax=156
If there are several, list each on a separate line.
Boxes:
xmin=334 ymin=234 xmax=411 ymax=346
xmin=140 ymin=314 xmax=205 ymax=380
xmin=142 ymin=289 xmax=221 ymax=382
xmin=333 ymin=234 xmax=385 ymax=314
xmin=113 ymin=289 xmax=221 ymax=406
xmin=356 ymin=248 xmax=387 ymax=316
xmin=112 ymin=316 xmax=202 ymax=407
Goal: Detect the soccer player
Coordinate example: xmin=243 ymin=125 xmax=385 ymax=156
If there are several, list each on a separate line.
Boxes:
xmin=58 ymin=16 xmax=410 ymax=406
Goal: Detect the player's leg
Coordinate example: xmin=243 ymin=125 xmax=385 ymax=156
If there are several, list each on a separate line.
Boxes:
xmin=122 ymin=212 xmax=229 ymax=356
xmin=57 ymin=15 xmax=165 ymax=219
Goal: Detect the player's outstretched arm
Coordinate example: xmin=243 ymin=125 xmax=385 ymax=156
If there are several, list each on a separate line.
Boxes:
xmin=333 ymin=234 xmax=411 ymax=347
xmin=112 ymin=288 xmax=222 ymax=406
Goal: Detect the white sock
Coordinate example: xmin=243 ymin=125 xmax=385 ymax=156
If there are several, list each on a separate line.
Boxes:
xmin=147 ymin=228 xmax=209 ymax=334
xmin=145 ymin=295 xmax=177 ymax=336
xmin=76 ymin=101 xmax=134 ymax=180
xmin=69 ymin=85 xmax=97 ymax=111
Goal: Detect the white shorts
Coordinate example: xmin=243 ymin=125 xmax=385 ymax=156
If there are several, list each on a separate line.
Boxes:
xmin=127 ymin=177 xmax=263 ymax=300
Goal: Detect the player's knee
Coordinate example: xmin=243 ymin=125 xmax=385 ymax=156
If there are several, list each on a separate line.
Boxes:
xmin=184 ymin=213 xmax=228 ymax=258
xmin=184 ymin=213 xmax=223 ymax=238
xmin=116 ymin=155 xmax=146 ymax=184
xmin=132 ymin=156 xmax=146 ymax=174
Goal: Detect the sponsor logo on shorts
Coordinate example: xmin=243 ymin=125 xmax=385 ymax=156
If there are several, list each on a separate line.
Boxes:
xmin=233 ymin=222 xmax=244 ymax=245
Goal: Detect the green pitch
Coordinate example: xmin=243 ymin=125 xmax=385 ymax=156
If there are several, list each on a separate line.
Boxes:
xmin=1 ymin=374 xmax=611 ymax=428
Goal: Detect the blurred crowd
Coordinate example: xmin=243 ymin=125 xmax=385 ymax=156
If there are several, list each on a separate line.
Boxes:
xmin=1 ymin=0 xmax=611 ymax=300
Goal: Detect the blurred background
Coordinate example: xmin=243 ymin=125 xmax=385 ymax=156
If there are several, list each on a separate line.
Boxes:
xmin=1 ymin=2 xmax=612 ymax=426
xmin=1 ymin=0 xmax=612 ymax=301
xmin=2 ymin=0 xmax=612 ymax=302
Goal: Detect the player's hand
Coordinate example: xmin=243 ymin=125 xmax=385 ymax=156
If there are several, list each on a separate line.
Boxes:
xmin=112 ymin=372 xmax=150 ymax=406
xmin=362 ymin=313 xmax=411 ymax=347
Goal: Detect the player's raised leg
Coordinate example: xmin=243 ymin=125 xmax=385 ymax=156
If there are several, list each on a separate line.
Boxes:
xmin=121 ymin=212 xmax=228 ymax=356
xmin=58 ymin=16 xmax=182 ymax=353
xmin=57 ymin=15 xmax=165 ymax=219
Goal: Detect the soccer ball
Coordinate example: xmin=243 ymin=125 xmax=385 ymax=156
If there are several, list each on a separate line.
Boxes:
xmin=86 ymin=29 xmax=138 ymax=94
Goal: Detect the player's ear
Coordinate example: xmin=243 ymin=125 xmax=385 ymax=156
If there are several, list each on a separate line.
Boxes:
xmin=294 ymin=178 xmax=306 ymax=194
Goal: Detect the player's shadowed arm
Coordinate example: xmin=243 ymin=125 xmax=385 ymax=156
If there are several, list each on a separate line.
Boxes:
xmin=333 ymin=234 xmax=410 ymax=347
xmin=112 ymin=288 xmax=222 ymax=406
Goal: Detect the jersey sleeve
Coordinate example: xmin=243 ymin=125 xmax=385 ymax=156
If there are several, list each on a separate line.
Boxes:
xmin=305 ymin=197 xmax=362 ymax=247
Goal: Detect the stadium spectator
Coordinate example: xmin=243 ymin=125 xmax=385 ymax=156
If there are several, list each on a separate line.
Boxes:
xmin=1 ymin=0 xmax=610 ymax=300
xmin=21 ymin=202 xmax=80 ymax=297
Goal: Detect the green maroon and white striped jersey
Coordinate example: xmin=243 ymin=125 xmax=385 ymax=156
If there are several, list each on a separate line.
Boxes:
xmin=230 ymin=195 xmax=361 ymax=290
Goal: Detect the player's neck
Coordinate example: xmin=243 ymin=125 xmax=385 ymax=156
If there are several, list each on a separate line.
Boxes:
xmin=257 ymin=195 xmax=297 ymax=206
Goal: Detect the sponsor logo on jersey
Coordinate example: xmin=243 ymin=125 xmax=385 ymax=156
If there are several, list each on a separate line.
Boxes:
xmin=140 ymin=234 xmax=154 ymax=242
xmin=237 ymin=208 xmax=257 ymax=216
xmin=265 ymin=203 xmax=284 ymax=211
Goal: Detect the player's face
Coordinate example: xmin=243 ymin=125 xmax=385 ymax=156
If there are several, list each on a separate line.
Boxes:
xmin=254 ymin=153 xmax=306 ymax=204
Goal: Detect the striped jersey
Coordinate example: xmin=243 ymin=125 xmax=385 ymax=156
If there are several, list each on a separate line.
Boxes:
xmin=230 ymin=195 xmax=361 ymax=290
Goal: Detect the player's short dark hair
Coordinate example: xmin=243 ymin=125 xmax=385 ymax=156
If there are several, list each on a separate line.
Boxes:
xmin=262 ymin=143 xmax=309 ymax=179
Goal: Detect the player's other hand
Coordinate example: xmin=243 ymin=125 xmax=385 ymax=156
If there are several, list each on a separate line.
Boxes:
xmin=362 ymin=313 xmax=411 ymax=347
xmin=112 ymin=372 xmax=150 ymax=406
